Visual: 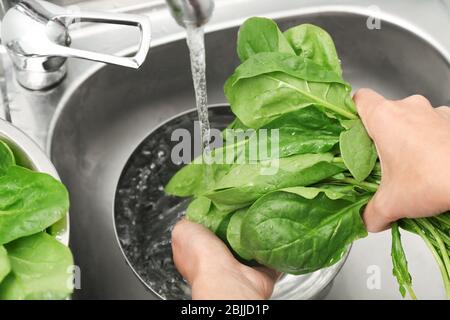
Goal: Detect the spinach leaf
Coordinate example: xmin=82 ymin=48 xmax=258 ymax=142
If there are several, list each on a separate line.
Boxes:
xmin=226 ymin=117 xmax=249 ymax=131
xmin=259 ymin=106 xmax=344 ymax=157
xmin=391 ymin=222 xmax=416 ymax=299
xmin=226 ymin=208 xmax=253 ymax=261
xmin=284 ymin=24 xmax=342 ymax=75
xmin=0 ymin=245 xmax=10 ymax=283
xmin=0 ymin=232 xmax=73 ymax=300
xmin=224 ymin=106 xmax=344 ymax=163
xmin=0 ymin=140 xmax=15 ymax=174
xmin=0 ymin=166 xmax=69 ymax=245
xmin=186 ymin=197 xmax=233 ymax=240
xmin=240 ymin=188 xmax=369 ymax=274
xmin=339 ymin=120 xmax=378 ymax=182
xmin=165 ymin=151 xmax=233 ymax=197
xmin=237 ymin=17 xmax=295 ymax=62
xmin=225 ymin=52 xmax=356 ymax=128
xmin=281 ymin=184 xmax=358 ymax=201
xmin=206 ymin=153 xmax=344 ymax=210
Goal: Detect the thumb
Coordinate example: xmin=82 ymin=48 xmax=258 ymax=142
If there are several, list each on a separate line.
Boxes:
xmin=354 ymin=89 xmax=392 ymax=232
xmin=353 ymin=88 xmax=387 ymax=138
xmin=171 ymin=219 xmax=236 ymax=284
xmin=363 ymin=190 xmax=393 ymax=232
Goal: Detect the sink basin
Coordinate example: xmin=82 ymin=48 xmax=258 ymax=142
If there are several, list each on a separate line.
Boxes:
xmin=48 ymin=10 xmax=450 ymax=299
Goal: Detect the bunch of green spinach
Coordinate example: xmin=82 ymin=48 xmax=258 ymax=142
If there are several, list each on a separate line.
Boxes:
xmin=0 ymin=139 xmax=73 ymax=299
xmin=166 ymin=17 xmax=450 ymax=299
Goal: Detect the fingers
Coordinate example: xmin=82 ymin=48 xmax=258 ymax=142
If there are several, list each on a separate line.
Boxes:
xmin=362 ymin=192 xmax=392 ymax=233
xmin=172 ymin=219 xmax=276 ymax=300
xmin=353 ymin=88 xmax=387 ymax=138
xmin=353 ymin=89 xmax=396 ymax=232
xmin=397 ymin=94 xmax=431 ymax=107
xmin=171 ymin=219 xmax=201 ymax=283
xmin=171 ymin=219 xmax=235 ymax=284
xmin=252 ymin=266 xmax=282 ymax=283
xmin=436 ymin=106 xmax=450 ymax=120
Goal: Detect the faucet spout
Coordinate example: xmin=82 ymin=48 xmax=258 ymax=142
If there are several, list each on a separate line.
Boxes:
xmin=0 ymin=0 xmax=18 ymax=20
xmin=166 ymin=0 xmax=214 ymax=28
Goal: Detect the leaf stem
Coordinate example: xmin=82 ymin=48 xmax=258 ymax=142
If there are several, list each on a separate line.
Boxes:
xmin=407 ymin=219 xmax=450 ymax=299
xmin=333 ymin=177 xmax=378 ymax=193
xmin=406 ymin=285 xmax=417 ymax=300
xmin=434 ymin=214 xmax=450 ymax=229
xmin=417 ymin=218 xmax=450 ymax=279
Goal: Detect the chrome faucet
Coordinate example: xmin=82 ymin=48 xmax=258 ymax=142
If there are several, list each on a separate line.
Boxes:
xmin=0 ymin=0 xmax=151 ymax=90
xmin=166 ymin=0 xmax=214 ymax=28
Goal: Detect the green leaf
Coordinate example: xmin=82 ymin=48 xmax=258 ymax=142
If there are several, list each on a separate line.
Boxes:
xmin=165 ymin=153 xmax=233 ymax=197
xmin=226 ymin=208 xmax=253 ymax=261
xmin=186 ymin=196 xmax=233 ymax=240
xmin=0 ymin=166 xmax=69 ymax=245
xmin=259 ymin=106 xmax=344 ymax=158
xmin=206 ymin=153 xmax=344 ymax=210
xmin=0 ymin=140 xmax=15 ymax=175
xmin=237 ymin=17 xmax=295 ymax=62
xmin=284 ymin=24 xmax=342 ymax=75
xmin=0 ymin=245 xmax=10 ymax=283
xmin=281 ymin=184 xmax=357 ymax=201
xmin=240 ymin=189 xmax=369 ymax=274
xmin=223 ymin=106 xmax=344 ymax=163
xmin=225 ymin=52 xmax=356 ymax=129
xmin=226 ymin=117 xmax=249 ymax=131
xmin=0 ymin=232 xmax=74 ymax=300
xmin=339 ymin=120 xmax=377 ymax=182
xmin=391 ymin=222 xmax=416 ymax=299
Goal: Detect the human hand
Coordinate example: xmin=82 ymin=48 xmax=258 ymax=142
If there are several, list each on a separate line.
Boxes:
xmin=354 ymin=88 xmax=450 ymax=232
xmin=171 ymin=219 xmax=278 ymax=300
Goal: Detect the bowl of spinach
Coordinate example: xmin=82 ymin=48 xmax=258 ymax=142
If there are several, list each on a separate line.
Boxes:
xmin=166 ymin=17 xmax=450 ymax=299
xmin=0 ymin=118 xmax=73 ymax=299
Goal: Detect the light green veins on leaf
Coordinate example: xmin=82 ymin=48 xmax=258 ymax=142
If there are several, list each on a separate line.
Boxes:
xmin=0 ymin=245 xmax=10 ymax=283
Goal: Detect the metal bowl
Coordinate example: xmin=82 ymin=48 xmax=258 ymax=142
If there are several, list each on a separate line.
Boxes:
xmin=0 ymin=118 xmax=69 ymax=246
xmin=113 ymin=105 xmax=348 ymax=300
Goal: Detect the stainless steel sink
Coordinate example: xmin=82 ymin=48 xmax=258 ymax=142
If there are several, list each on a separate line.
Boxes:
xmin=5 ymin=0 xmax=450 ymax=299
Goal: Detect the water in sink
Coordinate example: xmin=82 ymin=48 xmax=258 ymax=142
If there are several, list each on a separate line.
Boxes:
xmin=116 ymin=26 xmax=216 ymax=300
xmin=114 ymin=106 xmax=234 ymax=299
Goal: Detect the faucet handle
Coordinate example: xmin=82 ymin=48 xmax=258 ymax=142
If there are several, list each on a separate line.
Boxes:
xmin=1 ymin=0 xmax=151 ymax=90
xmin=49 ymin=11 xmax=151 ymax=69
